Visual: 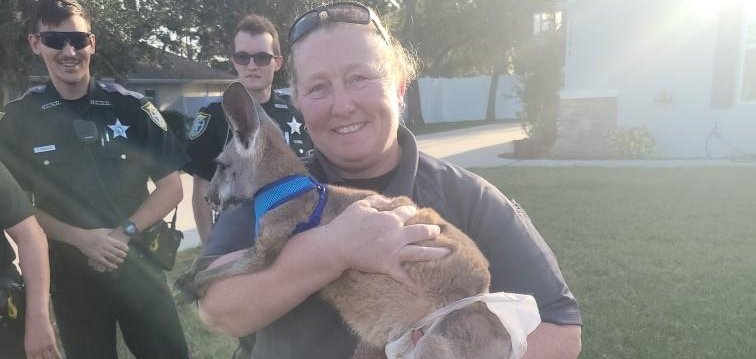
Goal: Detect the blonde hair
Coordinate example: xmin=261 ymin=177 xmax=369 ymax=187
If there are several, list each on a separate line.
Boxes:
xmin=288 ymin=22 xmax=418 ymax=108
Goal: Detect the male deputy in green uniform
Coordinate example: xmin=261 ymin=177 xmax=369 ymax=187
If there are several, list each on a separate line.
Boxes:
xmin=0 ymin=1 xmax=189 ymax=358
xmin=184 ymin=13 xmax=313 ymax=247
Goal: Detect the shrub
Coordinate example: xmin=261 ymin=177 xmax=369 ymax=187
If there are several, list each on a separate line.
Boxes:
xmin=605 ymin=127 xmax=656 ymax=159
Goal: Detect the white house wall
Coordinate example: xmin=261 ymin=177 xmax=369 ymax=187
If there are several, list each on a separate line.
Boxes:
xmin=132 ymin=82 xmax=226 ymax=114
xmin=563 ymin=0 xmax=756 ymax=158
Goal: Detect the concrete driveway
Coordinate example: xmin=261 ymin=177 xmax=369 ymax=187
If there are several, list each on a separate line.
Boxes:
xmin=176 ymin=121 xmax=526 ymax=249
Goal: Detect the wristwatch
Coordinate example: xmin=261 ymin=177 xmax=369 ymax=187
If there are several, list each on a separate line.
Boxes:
xmin=121 ymin=220 xmax=140 ymax=238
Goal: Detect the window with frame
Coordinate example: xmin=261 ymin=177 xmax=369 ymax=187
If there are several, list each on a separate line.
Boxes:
xmin=533 ymin=11 xmax=563 ymax=37
xmin=742 ymin=1 xmax=756 ymax=102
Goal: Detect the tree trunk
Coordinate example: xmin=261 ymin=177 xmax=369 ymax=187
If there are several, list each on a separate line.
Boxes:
xmin=486 ymin=61 xmax=504 ymax=121
xmin=400 ymin=0 xmax=423 ymax=126
xmin=404 ymin=80 xmax=424 ymax=126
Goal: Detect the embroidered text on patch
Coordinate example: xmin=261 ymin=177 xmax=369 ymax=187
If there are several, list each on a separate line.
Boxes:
xmin=141 ymin=102 xmax=167 ymax=131
xmin=41 ymin=101 xmax=61 ymax=110
xmin=90 ymin=99 xmax=111 ymax=106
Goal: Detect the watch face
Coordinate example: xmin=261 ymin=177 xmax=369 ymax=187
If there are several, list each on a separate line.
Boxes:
xmin=123 ymin=222 xmax=138 ymax=236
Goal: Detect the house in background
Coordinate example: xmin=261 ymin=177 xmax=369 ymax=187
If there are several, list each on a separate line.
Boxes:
xmin=29 ymin=51 xmax=236 ymax=117
xmin=418 ymin=75 xmax=522 ymax=123
xmin=556 ymin=0 xmax=756 ymax=158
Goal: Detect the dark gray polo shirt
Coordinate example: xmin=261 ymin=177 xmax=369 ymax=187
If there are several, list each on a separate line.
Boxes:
xmin=207 ymin=126 xmax=581 ymax=358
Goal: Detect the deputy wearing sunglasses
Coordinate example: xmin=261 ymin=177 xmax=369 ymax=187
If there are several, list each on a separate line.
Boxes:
xmin=0 ymin=1 xmax=189 ymax=358
xmin=183 ymin=13 xmax=313 ymax=253
xmin=199 ymin=2 xmax=582 ymax=359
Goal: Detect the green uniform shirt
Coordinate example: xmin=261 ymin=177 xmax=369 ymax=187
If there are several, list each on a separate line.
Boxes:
xmin=0 ymin=80 xmax=187 ymax=231
xmin=0 ymin=161 xmax=34 ymax=276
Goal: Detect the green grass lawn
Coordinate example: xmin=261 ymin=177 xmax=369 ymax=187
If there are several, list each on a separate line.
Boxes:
xmin=115 ymin=247 xmax=236 ymax=359
xmin=473 ymin=166 xmax=756 ymax=358
xmin=169 ymin=249 xmax=237 ymax=358
xmin=112 ymin=166 xmax=755 ymax=358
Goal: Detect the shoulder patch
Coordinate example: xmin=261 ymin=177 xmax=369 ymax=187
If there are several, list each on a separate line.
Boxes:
xmin=187 ymin=112 xmax=211 ymax=140
xmin=141 ymin=102 xmax=168 ymax=131
xmin=99 ymin=82 xmax=145 ymax=100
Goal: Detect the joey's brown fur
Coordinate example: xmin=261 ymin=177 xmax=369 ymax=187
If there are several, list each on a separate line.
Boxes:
xmin=184 ymin=82 xmax=512 ymax=359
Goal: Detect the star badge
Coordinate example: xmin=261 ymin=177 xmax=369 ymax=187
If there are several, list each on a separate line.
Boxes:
xmin=108 ymin=119 xmax=130 ymax=139
xmin=287 ymin=117 xmax=302 ymax=135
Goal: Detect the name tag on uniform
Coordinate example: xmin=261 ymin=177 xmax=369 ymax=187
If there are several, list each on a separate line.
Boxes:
xmin=33 ymin=145 xmax=57 ymax=153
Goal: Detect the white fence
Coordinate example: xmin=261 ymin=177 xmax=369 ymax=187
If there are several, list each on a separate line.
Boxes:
xmin=418 ymin=75 xmax=522 ymax=123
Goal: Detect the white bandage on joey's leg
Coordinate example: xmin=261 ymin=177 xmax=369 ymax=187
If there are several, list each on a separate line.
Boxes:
xmin=384 ymin=292 xmax=541 ymax=359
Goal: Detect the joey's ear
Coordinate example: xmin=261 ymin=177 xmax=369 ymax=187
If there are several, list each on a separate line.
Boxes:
xmin=222 ymin=82 xmax=261 ymax=150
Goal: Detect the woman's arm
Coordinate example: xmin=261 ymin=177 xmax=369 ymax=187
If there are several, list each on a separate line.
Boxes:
xmin=199 ymin=196 xmax=446 ymax=336
xmin=523 ymin=323 xmax=582 ymax=359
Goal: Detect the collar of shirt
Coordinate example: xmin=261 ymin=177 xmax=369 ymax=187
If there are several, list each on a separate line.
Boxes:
xmin=311 ymin=125 xmax=419 ymax=197
xmin=40 ymin=79 xmax=112 ymax=112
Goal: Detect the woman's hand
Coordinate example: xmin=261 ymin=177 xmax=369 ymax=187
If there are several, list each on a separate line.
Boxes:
xmin=324 ymin=195 xmax=449 ymax=287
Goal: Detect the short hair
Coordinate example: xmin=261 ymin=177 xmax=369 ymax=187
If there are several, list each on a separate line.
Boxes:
xmin=29 ymin=0 xmax=91 ymax=33
xmin=232 ymin=14 xmax=282 ymax=56
xmin=289 ymin=23 xmax=418 ymax=109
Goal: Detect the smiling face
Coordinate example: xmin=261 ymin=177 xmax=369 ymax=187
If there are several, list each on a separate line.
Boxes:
xmin=232 ymin=31 xmax=282 ymax=101
xmin=29 ymin=15 xmax=94 ymax=96
xmin=292 ymin=24 xmax=405 ymax=179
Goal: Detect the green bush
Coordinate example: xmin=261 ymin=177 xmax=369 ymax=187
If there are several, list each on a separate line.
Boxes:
xmin=605 ymin=127 xmax=656 ymax=158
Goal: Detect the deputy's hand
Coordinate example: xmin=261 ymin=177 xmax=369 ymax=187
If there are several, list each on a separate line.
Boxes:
xmin=79 ymin=228 xmax=128 ymax=272
xmin=24 ymin=312 xmax=62 ymax=359
xmin=324 ymin=195 xmax=449 ymax=287
xmin=108 ymin=227 xmax=132 ymax=245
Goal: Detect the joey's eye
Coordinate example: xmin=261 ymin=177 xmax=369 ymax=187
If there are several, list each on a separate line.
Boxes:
xmin=215 ymin=159 xmax=228 ymax=171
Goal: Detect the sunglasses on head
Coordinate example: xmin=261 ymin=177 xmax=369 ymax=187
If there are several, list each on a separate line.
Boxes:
xmin=288 ymin=1 xmax=389 ymax=46
xmin=232 ymin=51 xmax=279 ymax=66
xmin=35 ymin=31 xmax=92 ymax=50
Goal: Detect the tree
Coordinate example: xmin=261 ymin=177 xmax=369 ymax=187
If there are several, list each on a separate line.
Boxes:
xmin=0 ymin=0 xmax=182 ymax=98
xmin=0 ymin=0 xmax=37 ymax=103
xmin=514 ymin=13 xmax=566 ymax=149
xmin=387 ymin=0 xmax=554 ymax=122
xmin=1 ymin=0 xmax=549 ymax=105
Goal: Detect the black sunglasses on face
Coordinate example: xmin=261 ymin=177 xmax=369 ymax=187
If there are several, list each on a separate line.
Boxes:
xmin=35 ymin=31 xmax=92 ymax=50
xmin=232 ymin=52 xmax=278 ymax=66
xmin=288 ymin=1 xmax=389 ymax=46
